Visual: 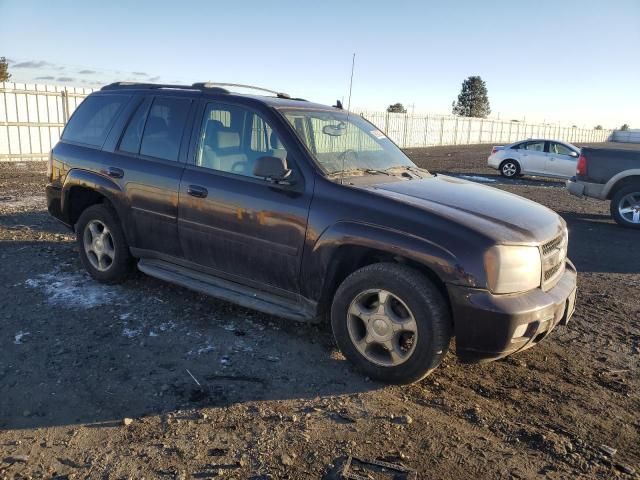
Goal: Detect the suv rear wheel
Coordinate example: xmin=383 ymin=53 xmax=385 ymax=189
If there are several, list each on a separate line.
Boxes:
xmin=611 ymin=184 xmax=640 ymax=229
xmin=76 ymin=203 xmax=133 ymax=283
xmin=331 ymin=263 xmax=451 ymax=384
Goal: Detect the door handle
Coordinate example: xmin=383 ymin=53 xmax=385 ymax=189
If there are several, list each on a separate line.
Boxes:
xmin=187 ymin=185 xmax=208 ymax=198
xmin=102 ymin=167 xmax=124 ymax=178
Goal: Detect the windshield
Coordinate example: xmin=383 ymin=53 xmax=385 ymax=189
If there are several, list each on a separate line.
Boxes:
xmin=281 ymin=109 xmax=417 ymax=175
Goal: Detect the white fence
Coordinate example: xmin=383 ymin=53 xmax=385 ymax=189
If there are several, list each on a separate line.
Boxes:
xmin=0 ymin=82 xmax=95 ymax=161
xmin=356 ymin=110 xmax=613 ymax=148
xmin=611 ymin=129 xmax=640 ymax=143
xmin=0 ymin=82 xmax=614 ymax=162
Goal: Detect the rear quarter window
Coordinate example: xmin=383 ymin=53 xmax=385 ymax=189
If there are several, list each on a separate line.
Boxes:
xmin=62 ymin=94 xmax=130 ymax=147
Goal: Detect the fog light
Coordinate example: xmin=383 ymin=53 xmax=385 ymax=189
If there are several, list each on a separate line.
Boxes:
xmin=512 ymin=323 xmax=528 ymax=339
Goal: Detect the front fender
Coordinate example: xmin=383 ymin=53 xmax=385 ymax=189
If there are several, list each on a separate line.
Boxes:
xmin=301 ymin=220 xmax=481 ymax=304
xmin=61 ymin=168 xmax=126 ymax=226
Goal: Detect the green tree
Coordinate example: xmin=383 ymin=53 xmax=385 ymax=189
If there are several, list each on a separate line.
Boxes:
xmin=620 ymin=123 xmax=630 ymax=131
xmin=594 ymin=125 xmax=603 ymax=130
xmin=387 ymin=103 xmax=407 ymax=114
xmin=452 ymin=76 xmax=491 ymax=118
xmin=0 ymin=57 xmax=11 ymax=82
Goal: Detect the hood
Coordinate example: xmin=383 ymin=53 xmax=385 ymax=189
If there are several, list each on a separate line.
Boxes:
xmin=364 ymin=175 xmax=564 ymax=244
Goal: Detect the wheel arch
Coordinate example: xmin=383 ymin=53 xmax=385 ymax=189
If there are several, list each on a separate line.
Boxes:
xmin=61 ymin=169 xmax=128 ymax=238
xmin=604 ymin=173 xmax=640 ymax=200
xmin=305 ymin=222 xmax=474 ymax=319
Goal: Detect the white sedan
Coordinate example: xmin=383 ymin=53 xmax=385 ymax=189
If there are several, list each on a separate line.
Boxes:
xmin=488 ymin=139 xmax=581 ymax=179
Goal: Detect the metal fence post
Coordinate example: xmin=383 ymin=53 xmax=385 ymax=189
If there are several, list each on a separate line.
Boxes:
xmin=439 ymin=117 xmax=445 ymax=145
xmin=423 ymin=115 xmax=429 ymax=146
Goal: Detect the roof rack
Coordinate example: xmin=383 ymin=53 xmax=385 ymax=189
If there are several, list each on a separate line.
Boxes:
xmin=101 ymin=82 xmax=296 ymax=100
xmin=101 ymin=82 xmax=230 ymax=93
xmin=192 ymin=82 xmax=291 ymax=99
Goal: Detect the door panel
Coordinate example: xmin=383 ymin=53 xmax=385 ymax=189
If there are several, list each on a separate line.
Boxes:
xmin=178 ymin=100 xmax=312 ymax=294
xmin=520 ymin=141 xmax=548 ymax=174
xmin=113 ymin=95 xmax=194 ymax=256
xmin=178 ymin=169 xmax=310 ymax=293
xmin=546 ymin=142 xmax=578 ymax=178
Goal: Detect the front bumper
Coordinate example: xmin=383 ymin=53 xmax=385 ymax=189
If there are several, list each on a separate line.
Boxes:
xmin=448 ymin=260 xmax=577 ymax=362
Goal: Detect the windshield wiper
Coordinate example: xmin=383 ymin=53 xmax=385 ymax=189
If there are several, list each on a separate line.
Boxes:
xmin=327 ymin=168 xmax=391 ymax=178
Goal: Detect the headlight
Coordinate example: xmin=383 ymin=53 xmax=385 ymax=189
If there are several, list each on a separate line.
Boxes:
xmin=484 ymin=245 xmax=541 ymax=294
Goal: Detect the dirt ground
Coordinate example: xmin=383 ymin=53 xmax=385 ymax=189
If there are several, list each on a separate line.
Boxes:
xmin=0 ymin=143 xmax=638 ymax=480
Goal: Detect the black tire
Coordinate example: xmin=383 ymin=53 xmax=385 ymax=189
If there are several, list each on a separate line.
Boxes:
xmin=610 ymin=184 xmax=640 ymax=229
xmin=499 ymin=159 xmax=520 ymax=178
xmin=76 ymin=203 xmax=133 ymax=283
xmin=331 ymin=263 xmax=451 ymax=384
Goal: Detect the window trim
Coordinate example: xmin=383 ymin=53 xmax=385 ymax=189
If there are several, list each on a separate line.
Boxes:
xmin=115 ymin=96 xmax=152 ymax=156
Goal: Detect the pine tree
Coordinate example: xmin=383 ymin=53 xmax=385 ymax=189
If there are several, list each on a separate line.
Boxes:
xmin=0 ymin=57 xmax=11 ymax=82
xmin=452 ymin=76 xmax=491 ymax=118
xmin=387 ymin=103 xmax=407 ymax=113
xmin=620 ymin=124 xmax=630 ymax=131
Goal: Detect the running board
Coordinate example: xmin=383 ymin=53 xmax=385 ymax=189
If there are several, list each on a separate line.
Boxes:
xmin=137 ymin=259 xmax=316 ymax=322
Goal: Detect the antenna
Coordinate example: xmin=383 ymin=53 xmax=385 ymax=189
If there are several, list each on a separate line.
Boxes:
xmin=341 ymin=53 xmax=356 ymax=185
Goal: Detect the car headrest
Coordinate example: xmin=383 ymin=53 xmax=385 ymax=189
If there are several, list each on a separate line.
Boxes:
xmin=205 ymin=120 xmax=224 ymax=139
xmin=217 ymin=130 xmax=240 ymax=149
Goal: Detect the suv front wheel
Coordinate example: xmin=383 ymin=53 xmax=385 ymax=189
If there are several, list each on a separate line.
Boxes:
xmin=76 ymin=203 xmax=133 ymax=283
xmin=331 ymin=263 xmax=451 ymax=384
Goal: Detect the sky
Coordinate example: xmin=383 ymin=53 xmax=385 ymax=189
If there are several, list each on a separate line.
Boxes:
xmin=1 ymin=0 xmax=638 ymax=128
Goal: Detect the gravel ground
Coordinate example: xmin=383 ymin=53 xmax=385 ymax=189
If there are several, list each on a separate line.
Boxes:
xmin=0 ymin=144 xmax=638 ymax=479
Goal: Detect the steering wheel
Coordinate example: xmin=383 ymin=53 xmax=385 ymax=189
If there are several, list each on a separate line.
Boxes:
xmin=337 ymin=149 xmax=359 ymax=166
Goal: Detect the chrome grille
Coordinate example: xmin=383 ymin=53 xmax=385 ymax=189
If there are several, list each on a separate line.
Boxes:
xmin=541 ymin=230 xmax=567 ymax=289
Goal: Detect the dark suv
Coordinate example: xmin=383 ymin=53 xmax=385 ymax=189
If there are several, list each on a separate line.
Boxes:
xmin=46 ymin=82 xmax=577 ymax=384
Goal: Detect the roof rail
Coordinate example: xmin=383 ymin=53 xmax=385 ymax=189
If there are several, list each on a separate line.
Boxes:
xmin=192 ymin=82 xmax=291 ymax=99
xmin=101 ymin=81 xmax=302 ymax=100
xmin=101 ymin=82 xmax=230 ymax=93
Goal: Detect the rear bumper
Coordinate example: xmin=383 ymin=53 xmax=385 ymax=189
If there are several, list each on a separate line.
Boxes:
xmin=566 ymin=177 xmax=605 ymax=200
xmin=46 ymin=184 xmax=72 ymax=229
xmin=448 ymin=260 xmax=577 ymax=363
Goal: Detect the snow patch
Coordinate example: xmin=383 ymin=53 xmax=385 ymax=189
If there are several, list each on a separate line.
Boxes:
xmin=14 ymin=331 xmax=30 ymax=344
xmin=122 ymin=328 xmax=141 ymax=338
xmin=459 ymin=175 xmax=497 ymax=183
xmin=25 ymin=270 xmax=122 ymax=308
xmin=0 ymin=195 xmax=46 ymax=210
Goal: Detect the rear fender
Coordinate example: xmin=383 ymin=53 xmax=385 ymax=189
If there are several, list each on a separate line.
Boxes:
xmin=61 ymin=168 xmax=128 ymax=232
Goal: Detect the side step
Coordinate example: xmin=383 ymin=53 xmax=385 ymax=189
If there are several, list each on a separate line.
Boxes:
xmin=137 ymin=259 xmax=315 ymax=322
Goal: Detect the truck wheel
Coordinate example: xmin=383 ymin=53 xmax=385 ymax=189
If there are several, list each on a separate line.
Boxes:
xmin=76 ymin=203 xmax=133 ymax=283
xmin=499 ymin=159 xmax=520 ymax=178
xmin=331 ymin=263 xmax=451 ymax=384
xmin=611 ymin=185 xmax=640 ymax=229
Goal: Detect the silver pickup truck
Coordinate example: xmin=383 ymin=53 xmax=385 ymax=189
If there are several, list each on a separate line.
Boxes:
xmin=567 ymin=146 xmax=640 ymax=228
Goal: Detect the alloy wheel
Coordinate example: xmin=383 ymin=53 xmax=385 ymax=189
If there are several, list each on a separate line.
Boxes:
xmin=618 ymin=192 xmax=640 ymax=224
xmin=346 ymin=289 xmax=418 ymax=367
xmin=83 ymin=219 xmax=116 ymax=271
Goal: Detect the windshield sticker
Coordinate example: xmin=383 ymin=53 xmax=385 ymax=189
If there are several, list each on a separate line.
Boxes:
xmin=370 ymin=129 xmax=387 ymax=140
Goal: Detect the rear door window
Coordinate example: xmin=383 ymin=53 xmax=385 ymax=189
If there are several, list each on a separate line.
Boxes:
xmin=62 ymin=94 xmax=129 ymax=147
xmin=524 ymin=141 xmax=545 ymax=152
xmin=139 ymin=97 xmax=192 ymax=161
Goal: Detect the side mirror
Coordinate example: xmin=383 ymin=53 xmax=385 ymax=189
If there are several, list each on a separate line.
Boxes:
xmin=253 ymin=156 xmax=293 ymax=185
xmin=569 ymin=151 xmax=579 ymax=158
